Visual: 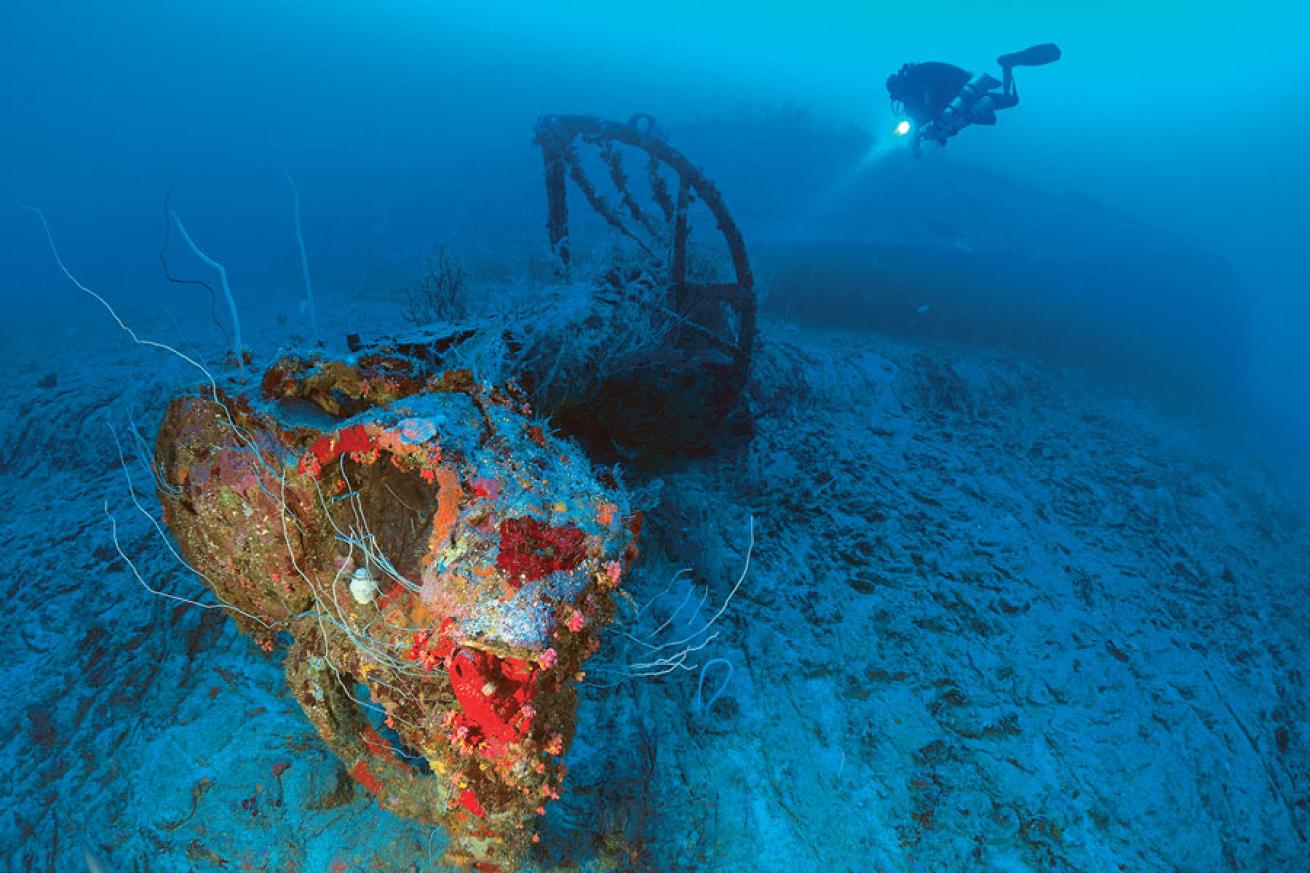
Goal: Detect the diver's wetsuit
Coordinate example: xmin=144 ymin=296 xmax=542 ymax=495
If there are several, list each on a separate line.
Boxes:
xmin=888 ymin=62 xmax=973 ymax=129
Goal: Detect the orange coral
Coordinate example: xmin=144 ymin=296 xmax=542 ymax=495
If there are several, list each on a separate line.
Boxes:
xmin=429 ymin=467 xmax=463 ymax=553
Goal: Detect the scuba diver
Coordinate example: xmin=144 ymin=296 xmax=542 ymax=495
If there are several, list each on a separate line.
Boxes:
xmin=886 ymin=43 xmax=1061 ymax=154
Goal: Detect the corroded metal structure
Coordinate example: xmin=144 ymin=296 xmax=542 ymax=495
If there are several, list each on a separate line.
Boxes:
xmin=533 ymin=113 xmax=756 ymax=382
xmin=155 ymin=353 xmax=640 ymax=870
xmin=149 ymin=116 xmax=756 ymax=869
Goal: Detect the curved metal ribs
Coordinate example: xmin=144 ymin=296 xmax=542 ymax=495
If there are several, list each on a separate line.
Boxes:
xmin=534 ymin=113 xmax=756 ymax=376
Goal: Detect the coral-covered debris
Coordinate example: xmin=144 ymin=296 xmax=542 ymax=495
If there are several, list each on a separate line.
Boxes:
xmin=155 ymin=350 xmax=639 ymax=870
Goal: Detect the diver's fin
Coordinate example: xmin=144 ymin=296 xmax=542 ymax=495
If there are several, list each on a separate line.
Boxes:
xmin=997 ymin=43 xmax=1062 ymax=68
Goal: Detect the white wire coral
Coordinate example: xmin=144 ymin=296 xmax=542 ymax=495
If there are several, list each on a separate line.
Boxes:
xmin=603 ymin=515 xmax=753 ymax=682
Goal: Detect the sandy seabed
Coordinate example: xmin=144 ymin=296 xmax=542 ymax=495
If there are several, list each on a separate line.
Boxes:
xmin=2 ymin=297 xmax=1306 ymax=872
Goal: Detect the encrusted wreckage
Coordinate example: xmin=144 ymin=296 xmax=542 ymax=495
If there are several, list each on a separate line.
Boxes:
xmin=152 ymin=114 xmax=755 ymax=869
xmin=532 ymin=114 xmax=757 ymax=457
xmin=534 ymin=113 xmax=755 ymax=370
xmin=155 ymin=353 xmax=640 ymax=869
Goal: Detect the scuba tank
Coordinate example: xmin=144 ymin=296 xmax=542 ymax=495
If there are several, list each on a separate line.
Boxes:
xmin=930 ymin=44 xmax=1060 ymax=141
xmin=927 ymin=73 xmax=1003 ymax=142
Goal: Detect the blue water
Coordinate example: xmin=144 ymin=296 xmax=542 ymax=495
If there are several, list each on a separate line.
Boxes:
xmin=2 ymin=3 xmax=1308 ymax=871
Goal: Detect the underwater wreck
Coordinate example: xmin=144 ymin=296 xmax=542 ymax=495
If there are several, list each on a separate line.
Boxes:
xmin=151 ymin=114 xmax=757 ymax=869
xmin=532 ymin=113 xmax=757 ymax=459
xmin=9 ymin=103 xmax=1308 ymax=873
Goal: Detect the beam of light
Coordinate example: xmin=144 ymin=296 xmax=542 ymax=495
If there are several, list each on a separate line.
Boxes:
xmin=852 ymin=116 xmax=914 ymax=169
xmin=763 ymin=109 xmax=913 ymax=240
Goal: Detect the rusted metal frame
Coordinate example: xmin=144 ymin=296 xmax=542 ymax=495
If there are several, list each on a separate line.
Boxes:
xmin=647 ymin=154 xmax=675 ymax=222
xmin=540 ymin=129 xmax=571 ymax=275
xmin=539 ymin=115 xmax=752 ymax=289
xmin=579 ymin=118 xmax=753 ymax=294
xmin=670 ymin=175 xmax=691 ymax=302
xmin=534 ymin=114 xmax=756 ymax=370
xmin=596 ymin=118 xmax=756 ymax=367
xmin=598 ymin=138 xmax=660 ymax=239
xmin=563 ymin=139 xmax=658 ymax=262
